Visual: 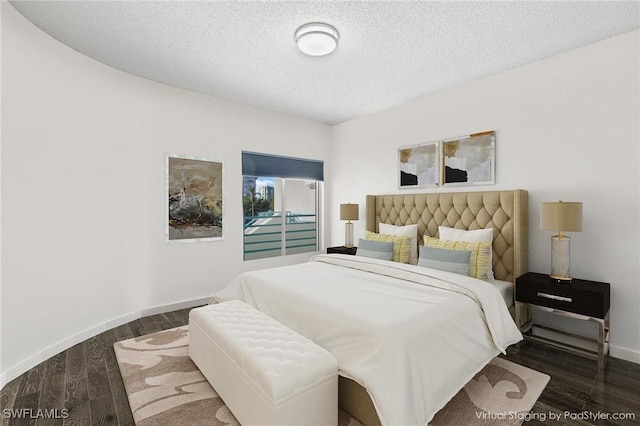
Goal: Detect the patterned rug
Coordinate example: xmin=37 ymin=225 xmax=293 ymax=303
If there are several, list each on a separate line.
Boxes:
xmin=114 ymin=326 xmax=549 ymax=426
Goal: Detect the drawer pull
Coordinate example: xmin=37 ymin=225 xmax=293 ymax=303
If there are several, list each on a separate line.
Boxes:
xmin=537 ymin=292 xmax=572 ymax=303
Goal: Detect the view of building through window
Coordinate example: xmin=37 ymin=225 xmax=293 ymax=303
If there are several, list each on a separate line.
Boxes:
xmin=243 ymin=176 xmax=318 ymax=260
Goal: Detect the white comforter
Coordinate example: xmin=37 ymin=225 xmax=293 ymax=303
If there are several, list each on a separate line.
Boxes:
xmin=213 ymin=254 xmax=522 ymax=426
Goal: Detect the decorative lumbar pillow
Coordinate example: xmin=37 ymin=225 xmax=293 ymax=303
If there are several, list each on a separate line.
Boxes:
xmin=438 ymin=226 xmax=495 ymax=279
xmin=356 ymin=239 xmax=394 ymax=261
xmin=379 ymin=223 xmax=419 ymax=265
xmin=423 ymin=236 xmax=491 ymax=279
xmin=418 ymin=246 xmax=471 ymax=276
xmin=366 ymin=231 xmax=412 ymax=264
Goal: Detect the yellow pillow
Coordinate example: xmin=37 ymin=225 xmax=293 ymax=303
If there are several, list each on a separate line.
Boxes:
xmin=423 ymin=236 xmax=491 ymax=279
xmin=366 ymin=231 xmax=412 ymax=264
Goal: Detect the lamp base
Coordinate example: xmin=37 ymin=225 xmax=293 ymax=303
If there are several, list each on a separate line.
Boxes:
xmin=550 ymin=274 xmax=572 ymax=284
xmin=550 ymin=234 xmax=571 ymax=284
xmin=344 ymin=222 xmax=354 ymax=248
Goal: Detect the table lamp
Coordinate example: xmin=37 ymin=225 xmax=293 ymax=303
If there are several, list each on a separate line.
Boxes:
xmin=340 ymin=203 xmax=359 ymax=248
xmin=540 ymin=201 xmax=583 ymax=282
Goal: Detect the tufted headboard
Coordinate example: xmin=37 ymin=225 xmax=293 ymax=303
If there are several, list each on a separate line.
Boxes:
xmin=366 ymin=190 xmax=528 ymax=283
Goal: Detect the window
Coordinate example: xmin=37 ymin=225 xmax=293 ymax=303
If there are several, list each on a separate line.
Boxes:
xmin=242 ymin=152 xmax=323 ymax=261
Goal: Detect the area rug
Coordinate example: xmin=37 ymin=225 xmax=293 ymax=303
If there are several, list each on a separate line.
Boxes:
xmin=114 ymin=326 xmax=549 ymax=426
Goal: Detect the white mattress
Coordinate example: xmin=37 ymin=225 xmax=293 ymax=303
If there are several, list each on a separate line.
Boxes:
xmin=488 ymin=278 xmax=514 ymax=307
xmin=214 ymin=254 xmax=522 ymax=425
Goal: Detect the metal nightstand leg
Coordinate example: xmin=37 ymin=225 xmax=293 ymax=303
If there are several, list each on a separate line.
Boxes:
xmin=596 ymin=311 xmax=611 ymax=375
xmin=515 ymin=302 xmax=533 ymax=333
xmin=515 ymin=302 xmax=610 ymax=377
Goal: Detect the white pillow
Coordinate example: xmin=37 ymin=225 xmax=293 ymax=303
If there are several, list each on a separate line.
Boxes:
xmin=379 ymin=223 xmax=418 ymax=265
xmin=438 ymin=226 xmax=495 ymax=279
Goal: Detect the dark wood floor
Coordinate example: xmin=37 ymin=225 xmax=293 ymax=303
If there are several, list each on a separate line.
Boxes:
xmin=1 ymin=307 xmax=639 ymax=426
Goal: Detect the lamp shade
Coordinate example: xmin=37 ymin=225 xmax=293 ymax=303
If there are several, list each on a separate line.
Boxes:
xmin=540 ymin=201 xmax=583 ymax=232
xmin=340 ymin=203 xmax=359 ymax=221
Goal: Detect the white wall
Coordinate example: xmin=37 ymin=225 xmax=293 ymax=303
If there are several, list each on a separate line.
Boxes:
xmin=330 ymin=30 xmax=640 ymax=362
xmin=0 ymin=3 xmax=331 ymax=385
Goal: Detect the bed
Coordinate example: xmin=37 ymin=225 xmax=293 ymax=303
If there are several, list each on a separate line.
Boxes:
xmin=214 ymin=189 xmax=528 ymax=426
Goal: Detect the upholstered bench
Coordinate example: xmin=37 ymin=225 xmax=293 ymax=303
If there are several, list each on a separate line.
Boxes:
xmin=189 ymin=300 xmax=338 ymax=426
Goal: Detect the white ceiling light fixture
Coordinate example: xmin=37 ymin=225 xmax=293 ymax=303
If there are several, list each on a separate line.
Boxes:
xmin=295 ymin=22 xmax=339 ymax=57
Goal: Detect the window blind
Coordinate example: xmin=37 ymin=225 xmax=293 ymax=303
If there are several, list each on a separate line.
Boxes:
xmin=242 ymin=151 xmax=324 ymax=181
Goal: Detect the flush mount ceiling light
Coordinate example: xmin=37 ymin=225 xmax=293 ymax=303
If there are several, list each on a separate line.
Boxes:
xmin=295 ymin=22 xmax=339 ymax=57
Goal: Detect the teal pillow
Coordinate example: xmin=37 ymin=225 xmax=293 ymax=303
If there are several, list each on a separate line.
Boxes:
xmin=418 ymin=246 xmax=471 ymax=276
xmin=356 ymin=239 xmax=394 ymax=261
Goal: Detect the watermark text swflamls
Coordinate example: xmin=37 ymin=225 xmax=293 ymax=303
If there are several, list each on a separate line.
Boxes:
xmin=2 ymin=408 xmax=69 ymax=419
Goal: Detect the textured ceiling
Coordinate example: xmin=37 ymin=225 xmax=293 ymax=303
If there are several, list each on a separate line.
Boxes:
xmin=9 ymin=1 xmax=640 ymax=125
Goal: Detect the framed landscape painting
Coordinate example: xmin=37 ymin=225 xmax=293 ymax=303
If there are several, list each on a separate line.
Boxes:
xmin=166 ymin=154 xmax=224 ymax=242
xmin=398 ymin=141 xmax=439 ymax=188
xmin=441 ymin=131 xmax=495 ymax=186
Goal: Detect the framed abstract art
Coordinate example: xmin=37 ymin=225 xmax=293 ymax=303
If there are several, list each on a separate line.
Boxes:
xmin=441 ymin=131 xmax=496 ymax=186
xmin=166 ymin=154 xmax=224 ymax=242
xmin=398 ymin=141 xmax=439 ymax=188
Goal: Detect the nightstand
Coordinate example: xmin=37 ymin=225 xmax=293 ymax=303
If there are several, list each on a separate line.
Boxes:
xmin=326 ymin=246 xmax=357 ymax=255
xmin=515 ymin=272 xmax=610 ymax=373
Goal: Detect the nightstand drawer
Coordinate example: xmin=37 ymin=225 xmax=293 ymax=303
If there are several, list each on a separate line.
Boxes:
xmin=516 ymin=285 xmax=589 ymax=316
xmin=516 ymin=272 xmax=610 ymax=319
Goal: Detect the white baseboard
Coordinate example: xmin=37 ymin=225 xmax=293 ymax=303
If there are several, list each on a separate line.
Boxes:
xmin=141 ymin=297 xmax=209 ymax=317
xmin=0 ymin=297 xmax=209 ymax=390
xmin=610 ymin=344 xmax=640 ymax=364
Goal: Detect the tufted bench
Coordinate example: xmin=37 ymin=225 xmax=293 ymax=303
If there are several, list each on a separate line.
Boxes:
xmin=189 ymin=300 xmax=338 ymax=425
